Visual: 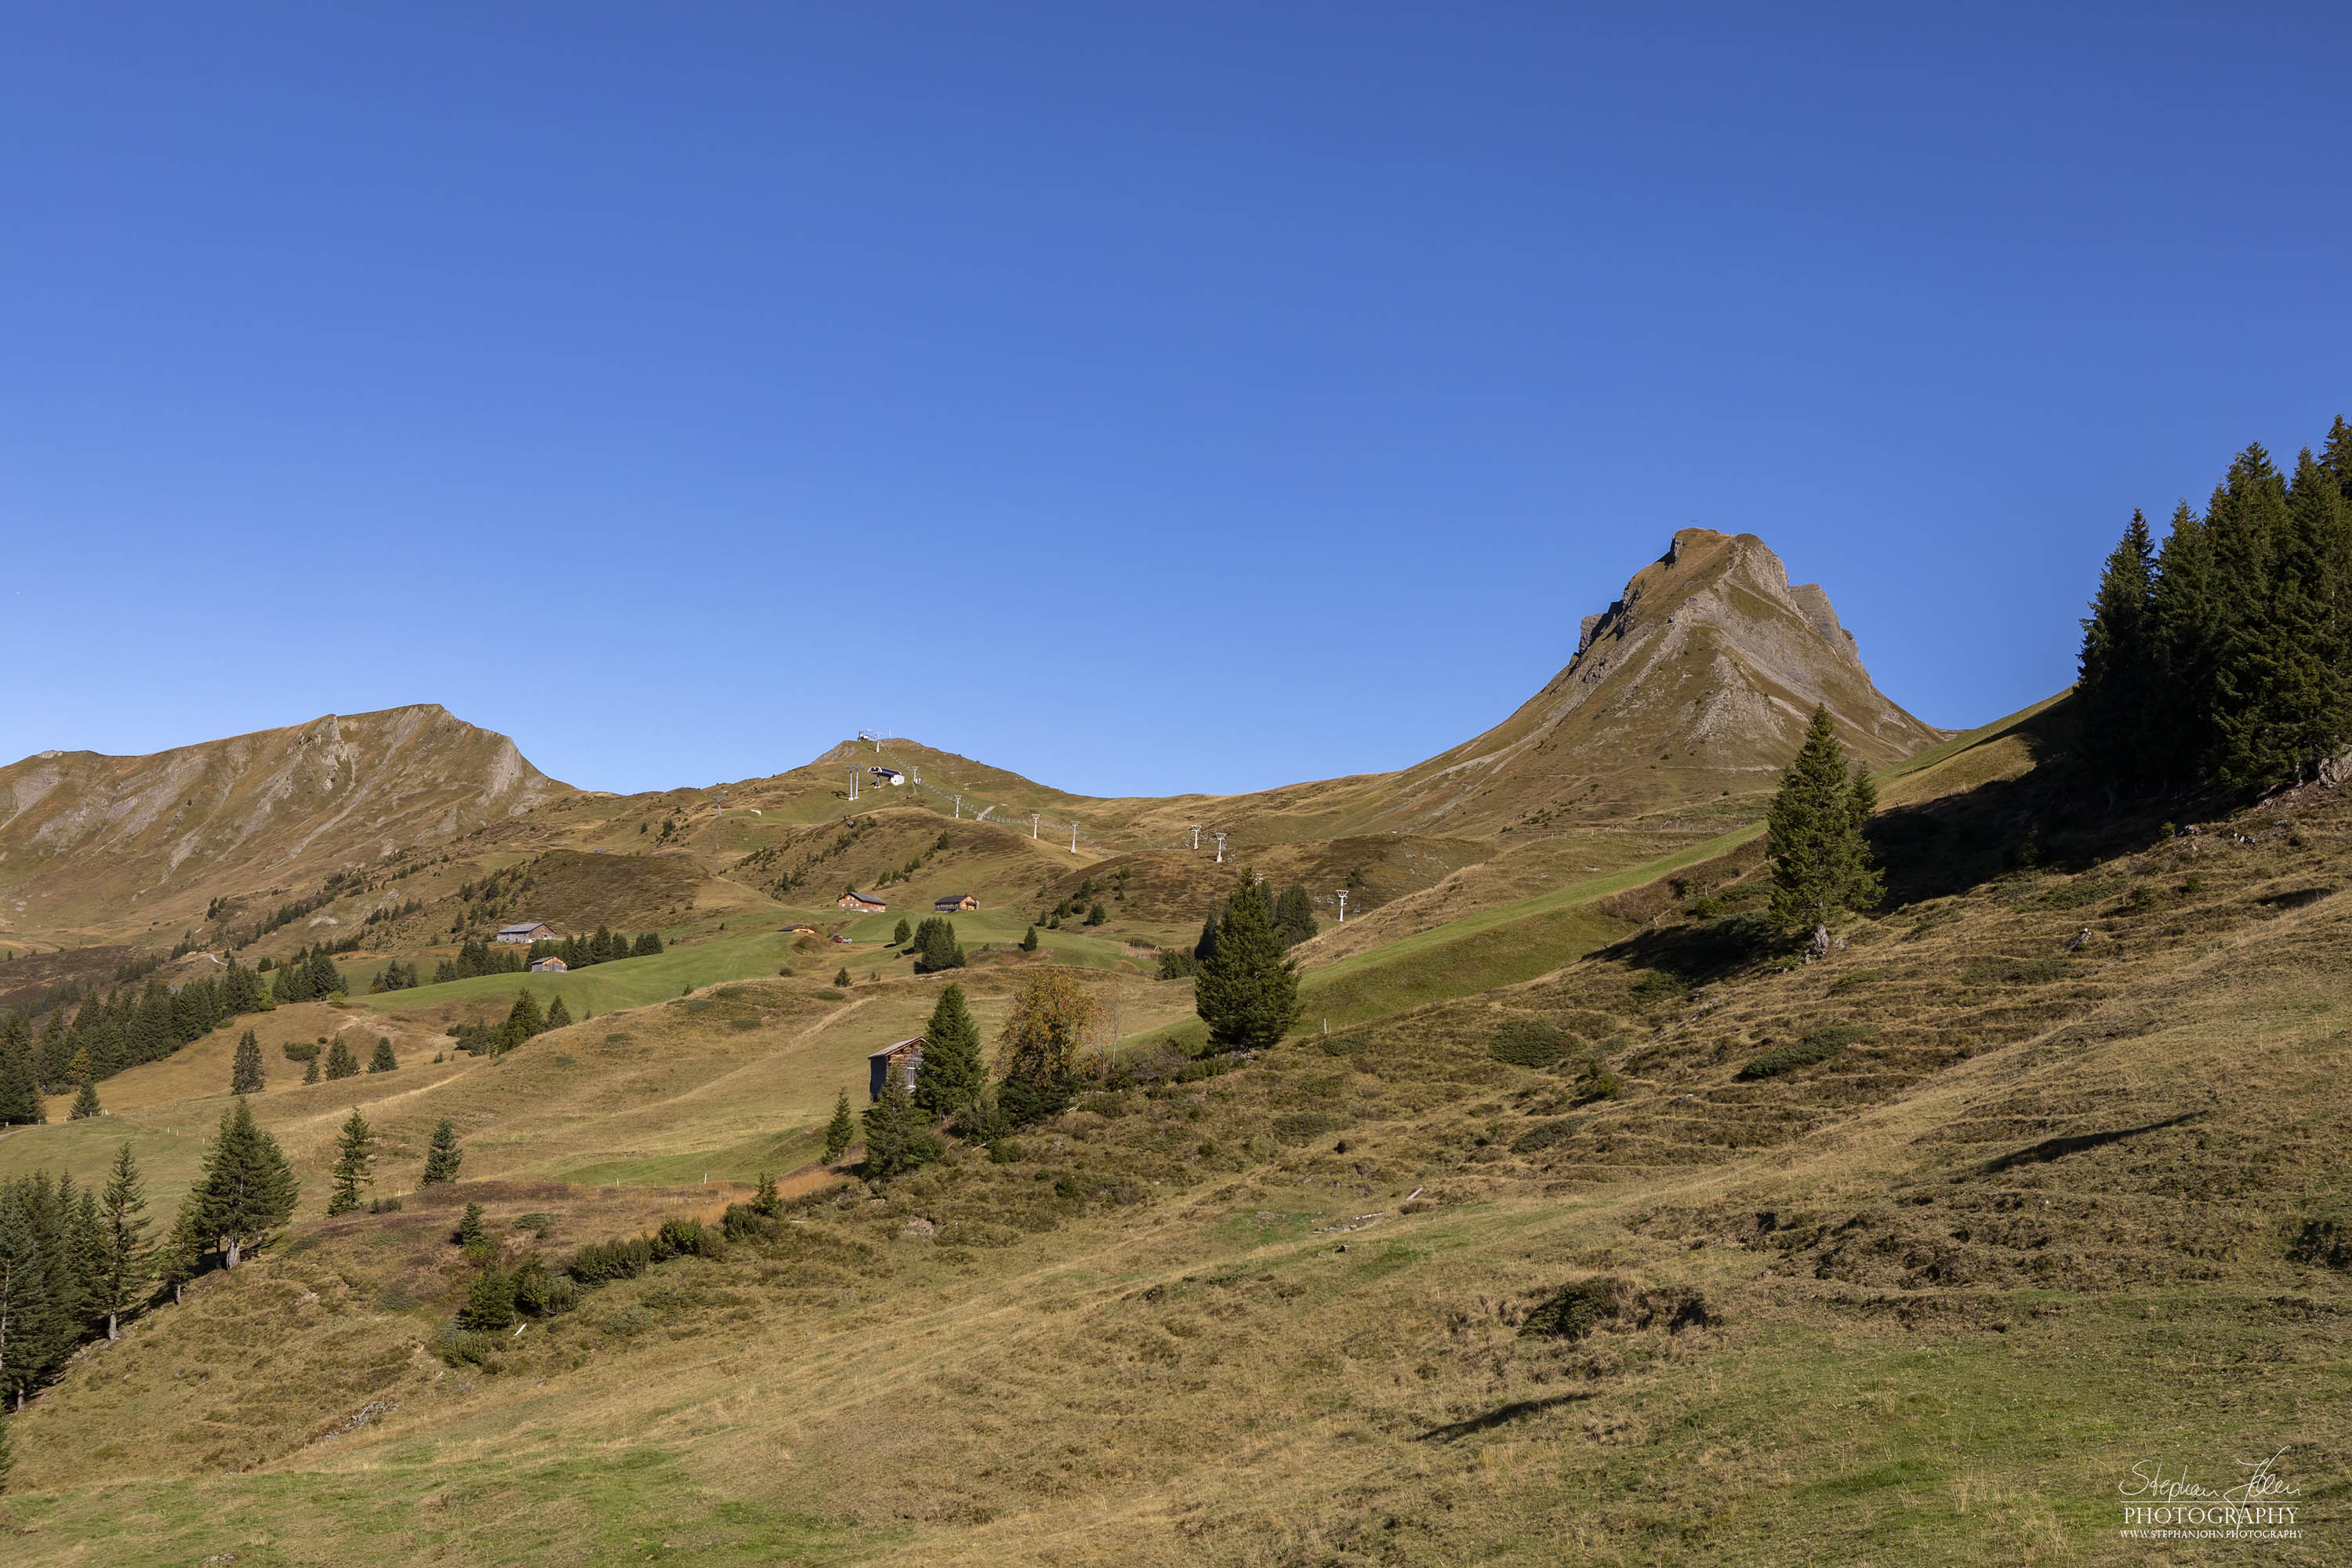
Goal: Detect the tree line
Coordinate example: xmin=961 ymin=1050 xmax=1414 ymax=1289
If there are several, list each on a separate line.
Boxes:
xmin=0 ymin=958 xmax=277 ymax=1118
xmin=2078 ymin=419 xmax=2352 ymax=795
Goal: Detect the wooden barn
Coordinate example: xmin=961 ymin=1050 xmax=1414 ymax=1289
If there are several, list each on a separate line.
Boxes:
xmin=933 ymin=893 xmax=979 ymax=913
xmin=528 ymin=956 xmax=568 ymax=973
xmin=837 ymin=891 xmax=887 ymax=913
xmin=869 ymin=1036 xmax=924 ymax=1101
xmin=497 ymin=921 xmax=558 ymax=944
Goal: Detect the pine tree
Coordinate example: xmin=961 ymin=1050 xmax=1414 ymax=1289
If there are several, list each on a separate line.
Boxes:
xmin=833 ymin=967 xmax=853 ymax=988
xmin=0 ymin=1203 xmax=61 ymax=1410
xmin=860 ymin=1069 xmax=938 ymax=1180
xmin=66 ymin=1185 xmax=106 ymax=1331
xmin=303 ymin=1056 xmax=321 ymax=1085
xmin=454 ymin=1201 xmax=487 ymax=1249
xmin=498 ymin=989 xmax=544 ymax=1052
xmin=1766 ymin=706 xmax=1882 ymax=935
xmin=229 ymin=1029 xmax=266 ymax=1096
xmin=1272 ymin=884 xmax=1318 ymax=948
xmin=751 ymin=1172 xmax=783 ymax=1218
xmin=324 ymin=1036 xmax=359 ymax=1080
xmin=420 ymin=1120 xmax=463 ymax=1185
xmin=823 ymin=1090 xmax=855 ymax=1163
xmin=1192 ymin=915 xmax=1219 ymax=964
xmin=69 ymin=1080 xmax=101 ymax=1120
xmin=912 ymin=916 xmax=966 ymax=972
xmin=0 ymin=1024 xmax=42 ymax=1127
xmin=194 ymin=1096 xmax=299 ymax=1268
xmin=95 ymin=1144 xmax=149 ymax=1340
xmin=912 ymin=983 xmax=985 ymax=1118
xmin=154 ymin=1192 xmax=208 ymax=1303
xmin=1019 ymin=925 xmax=1040 ymax=953
xmin=458 ymin=1261 xmax=517 ymax=1330
xmin=2146 ymin=499 xmax=2220 ymax=787
xmin=633 ymin=932 xmax=663 ymax=956
xmin=2077 ymin=510 xmax=2158 ymax=787
xmin=368 ymin=1036 xmax=397 ymax=1073
xmin=1193 ymin=871 xmax=1299 ymax=1051
xmin=543 ymin=996 xmax=572 ymax=1032
xmin=892 ymin=919 xmax=912 ymax=947
xmin=326 ymin=1109 xmax=375 ymax=1216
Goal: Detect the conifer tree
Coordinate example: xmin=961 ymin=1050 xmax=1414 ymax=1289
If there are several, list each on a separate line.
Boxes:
xmin=823 ymin=1090 xmax=855 ymax=1163
xmin=0 ymin=1203 xmax=61 ymax=1409
xmin=368 ymin=1036 xmax=397 ymax=1073
xmin=324 ymin=1036 xmax=359 ymax=1080
xmin=498 ymin=990 xmax=544 ymax=1052
xmin=912 ymin=916 xmax=966 ymax=973
xmin=326 ymin=1109 xmax=375 ymax=1216
xmin=303 ymin=1057 xmax=321 ymax=1085
xmin=454 ymin=1201 xmax=487 ymax=1250
xmin=459 ymin=1260 xmax=517 ymax=1330
xmin=751 ymin=1172 xmax=782 ymax=1218
xmin=860 ymin=1069 xmax=938 ymax=1180
xmin=1019 ymin=925 xmax=1040 ymax=953
xmin=912 ymin=983 xmax=985 ymax=1118
xmin=194 ymin=1096 xmax=298 ymax=1268
xmin=543 ymin=996 xmax=572 ymax=1032
xmin=1766 ymin=706 xmax=1882 ymax=935
xmin=66 ymin=1185 xmax=106 ymax=1329
xmin=69 ymin=1080 xmax=100 ymax=1120
xmin=1193 ymin=871 xmax=1299 ymax=1051
xmin=833 ymin=967 xmax=853 ymax=988
xmin=420 ymin=1120 xmax=463 ymax=1185
xmin=155 ymin=1192 xmax=207 ymax=1303
xmin=1272 ymin=884 xmax=1318 ymax=948
xmin=95 ymin=1144 xmax=149 ymax=1340
xmin=230 ymin=1029 xmax=266 ymax=1096
xmin=1192 ymin=914 xmax=1219 ymax=964
xmin=892 ymin=919 xmax=912 ymax=947
xmin=2077 ymin=510 xmax=2158 ymax=786
xmin=0 ymin=1026 xmax=42 ymax=1127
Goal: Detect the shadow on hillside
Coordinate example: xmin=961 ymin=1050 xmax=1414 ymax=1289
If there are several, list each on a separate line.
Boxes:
xmin=1867 ymin=696 xmax=2170 ymax=907
xmin=1599 ymin=914 xmax=1777 ymax=985
xmin=1975 ymin=1112 xmax=2202 ymax=1177
xmin=1414 ymin=1392 xmax=1591 ymax=1443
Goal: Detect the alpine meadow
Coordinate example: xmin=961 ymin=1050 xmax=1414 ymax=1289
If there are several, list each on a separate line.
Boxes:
xmin=7 ymin=11 xmax=2352 ymax=1564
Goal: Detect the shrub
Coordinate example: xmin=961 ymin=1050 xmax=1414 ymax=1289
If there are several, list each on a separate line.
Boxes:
xmin=655 ymin=1217 xmax=724 ymax=1260
xmin=1512 ymin=1116 xmax=1587 ymax=1154
xmin=367 ymin=1196 xmax=404 ymax=1214
xmin=1319 ymin=1032 xmax=1370 ymax=1057
xmin=1960 ymin=957 xmax=2068 ymax=986
xmin=1272 ymin=1111 xmax=1345 ymax=1145
xmin=1519 ymin=1276 xmax=1631 ymax=1341
xmin=1737 ymin=1025 xmax=1875 ymax=1080
xmin=457 ymin=1264 xmax=517 ymax=1330
xmin=281 ymin=1041 xmax=320 ymax=1063
xmin=1628 ymin=971 xmax=1689 ymax=1007
xmin=1573 ymin=1062 xmax=1623 ymax=1103
xmin=1488 ymin=1017 xmax=1571 ymax=1068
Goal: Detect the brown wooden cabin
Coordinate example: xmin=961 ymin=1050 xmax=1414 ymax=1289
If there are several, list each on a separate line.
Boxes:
xmin=869 ymin=1036 xmax=925 ymax=1101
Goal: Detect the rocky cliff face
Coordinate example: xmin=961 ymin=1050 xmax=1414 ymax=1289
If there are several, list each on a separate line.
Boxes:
xmin=1362 ymin=528 xmax=1942 ymax=833
xmin=0 ymin=705 xmax=571 ymax=937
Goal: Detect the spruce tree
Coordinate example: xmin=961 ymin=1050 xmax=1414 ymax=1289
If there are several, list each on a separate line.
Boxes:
xmin=912 ymin=983 xmax=985 ymax=1118
xmin=892 ymin=919 xmax=912 ymax=947
xmin=912 ymin=917 xmax=966 ymax=973
xmin=155 ymin=1192 xmax=208 ymax=1303
xmin=66 ymin=1185 xmax=106 ymax=1330
xmin=1192 ymin=915 xmax=1219 ymax=964
xmin=420 ymin=1119 xmax=463 ymax=1184
xmin=860 ymin=1069 xmax=938 ymax=1180
xmin=95 ymin=1144 xmax=149 ymax=1340
xmin=1272 ymin=884 xmax=1318 ymax=948
xmin=543 ymin=996 xmax=572 ymax=1032
xmin=2146 ymin=498 xmax=2220 ymax=787
xmin=1766 ymin=706 xmax=1882 ymax=935
xmin=498 ymin=990 xmax=544 ymax=1052
xmin=303 ymin=1057 xmax=321 ymax=1085
xmin=1019 ymin=925 xmax=1040 ymax=953
xmin=0 ymin=1203 xmax=60 ymax=1409
xmin=454 ymin=1201 xmax=487 ymax=1250
xmin=230 ymin=1029 xmax=266 ymax=1096
xmin=833 ymin=967 xmax=853 ymax=988
xmin=194 ymin=1095 xmax=299 ymax=1268
xmin=752 ymin=1173 xmax=783 ymax=1218
xmin=1193 ymin=871 xmax=1299 ymax=1051
xmin=69 ymin=1080 xmax=100 ymax=1120
xmin=2077 ymin=510 xmax=2157 ymax=786
xmin=458 ymin=1261 xmax=517 ymax=1330
xmin=324 ymin=1036 xmax=359 ymax=1080
xmin=326 ymin=1109 xmax=375 ymax=1217
xmin=0 ymin=1028 xmax=42 ymax=1126
xmin=823 ymin=1089 xmax=855 ymax=1163
xmin=368 ymin=1036 xmax=397 ymax=1073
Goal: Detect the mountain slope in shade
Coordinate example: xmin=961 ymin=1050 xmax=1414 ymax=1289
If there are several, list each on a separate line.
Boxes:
xmin=1345 ymin=528 xmax=1943 ymax=833
xmin=0 ymin=705 xmax=572 ymax=935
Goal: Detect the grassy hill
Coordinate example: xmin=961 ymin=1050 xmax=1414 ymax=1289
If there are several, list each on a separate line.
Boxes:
xmin=3 ymin=679 xmax=2347 ymax=1563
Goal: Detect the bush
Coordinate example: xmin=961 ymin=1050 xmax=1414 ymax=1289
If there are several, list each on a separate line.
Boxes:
xmin=1961 ymin=957 xmax=2068 ymax=985
xmin=1156 ymin=949 xmax=1199 ymax=980
xmin=457 ymin=1264 xmax=517 ymax=1330
xmin=1271 ymin=1111 xmax=1345 ymax=1145
xmin=1573 ymin=1062 xmax=1622 ymax=1103
xmin=1737 ymin=1025 xmax=1875 ymax=1080
xmin=367 ymin=1196 xmax=404 ymax=1214
xmin=281 ymin=1041 xmax=320 ymax=1063
xmin=1488 ymin=1017 xmax=1571 ymax=1068
xmin=1628 ymin=971 xmax=1690 ymax=1007
xmin=1512 ymin=1116 xmax=1587 ymax=1154
xmin=567 ymin=1235 xmax=655 ymax=1284
xmin=655 ymin=1217 xmax=725 ymax=1260
xmin=1519 ymin=1276 xmax=1630 ymax=1341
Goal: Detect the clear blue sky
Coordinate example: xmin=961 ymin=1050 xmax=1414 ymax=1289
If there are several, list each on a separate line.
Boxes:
xmin=5 ymin=4 xmax=2347 ymax=797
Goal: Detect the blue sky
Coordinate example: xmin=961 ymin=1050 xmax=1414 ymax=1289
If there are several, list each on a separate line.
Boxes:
xmin=5 ymin=4 xmax=2347 ymax=797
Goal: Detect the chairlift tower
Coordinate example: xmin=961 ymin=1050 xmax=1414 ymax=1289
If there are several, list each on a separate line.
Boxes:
xmin=1069 ymin=821 xmax=1080 ymax=854
xmin=1030 ymin=812 xmax=1042 ymax=840
xmin=953 ymin=795 xmax=961 ymax=818
xmin=1213 ymin=832 xmax=1227 ymax=864
xmin=1189 ymin=825 xmax=1203 ymax=851
xmin=1336 ymin=890 xmax=1348 ymax=924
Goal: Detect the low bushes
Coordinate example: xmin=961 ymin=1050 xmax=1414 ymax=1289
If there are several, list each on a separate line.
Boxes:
xmin=1737 ymin=1024 xmax=1875 ymax=1080
xmin=1488 ymin=1017 xmax=1572 ymax=1069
